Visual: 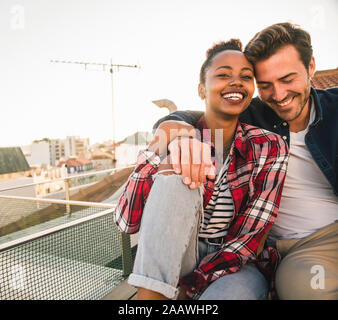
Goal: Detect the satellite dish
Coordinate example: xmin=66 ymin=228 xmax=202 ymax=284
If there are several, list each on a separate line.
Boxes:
xmin=152 ymin=99 xmax=177 ymax=113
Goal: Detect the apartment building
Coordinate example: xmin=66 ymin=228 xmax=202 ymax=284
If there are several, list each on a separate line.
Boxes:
xmin=25 ymin=136 xmax=90 ymax=167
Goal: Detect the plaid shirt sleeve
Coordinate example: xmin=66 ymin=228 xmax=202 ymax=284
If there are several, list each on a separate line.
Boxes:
xmin=179 ymin=135 xmax=289 ymax=298
xmin=113 ymin=150 xmax=161 ymax=234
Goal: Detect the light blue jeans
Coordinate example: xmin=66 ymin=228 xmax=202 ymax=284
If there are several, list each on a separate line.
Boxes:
xmin=128 ymin=174 xmax=268 ymax=300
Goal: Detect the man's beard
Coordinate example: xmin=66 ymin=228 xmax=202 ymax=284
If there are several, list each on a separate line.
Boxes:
xmin=265 ymin=85 xmax=311 ymax=122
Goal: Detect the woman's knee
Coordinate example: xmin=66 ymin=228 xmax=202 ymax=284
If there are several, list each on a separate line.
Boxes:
xmin=152 ymin=171 xmax=200 ymax=202
xmin=142 ymin=172 xmax=201 ymax=234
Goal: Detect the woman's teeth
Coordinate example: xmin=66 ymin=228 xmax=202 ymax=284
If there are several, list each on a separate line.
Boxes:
xmin=222 ymin=92 xmax=244 ymax=100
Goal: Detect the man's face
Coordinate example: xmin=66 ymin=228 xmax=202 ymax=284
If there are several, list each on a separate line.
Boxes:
xmin=255 ymin=45 xmax=315 ymax=127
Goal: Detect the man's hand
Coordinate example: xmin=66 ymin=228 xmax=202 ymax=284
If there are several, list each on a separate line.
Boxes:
xmin=168 ymin=136 xmax=216 ymax=189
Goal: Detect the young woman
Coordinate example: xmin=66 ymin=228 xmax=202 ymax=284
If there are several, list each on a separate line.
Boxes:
xmin=114 ymin=39 xmax=289 ymax=300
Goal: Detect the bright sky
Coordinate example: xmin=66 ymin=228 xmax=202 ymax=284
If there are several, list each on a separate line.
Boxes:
xmin=1 ymin=0 xmax=337 ymax=147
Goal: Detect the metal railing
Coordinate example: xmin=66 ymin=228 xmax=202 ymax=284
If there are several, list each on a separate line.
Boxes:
xmin=0 ymin=194 xmax=116 ymax=238
xmin=0 ymin=196 xmax=133 ymax=300
xmin=0 ymin=166 xmax=134 ymax=210
xmin=0 ymin=167 xmax=121 ymax=193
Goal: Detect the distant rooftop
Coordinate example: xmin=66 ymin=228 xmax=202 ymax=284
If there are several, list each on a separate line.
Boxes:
xmin=117 ymin=131 xmax=152 ymax=145
xmin=0 ymin=147 xmax=30 ymax=175
xmin=311 ymin=68 xmax=338 ymax=90
xmin=57 ymin=157 xmax=91 ymax=167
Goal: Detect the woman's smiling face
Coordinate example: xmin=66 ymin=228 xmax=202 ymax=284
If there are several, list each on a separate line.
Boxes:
xmin=199 ymin=50 xmax=255 ymax=119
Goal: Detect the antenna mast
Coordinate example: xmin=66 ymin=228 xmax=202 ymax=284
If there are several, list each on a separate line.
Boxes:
xmin=50 ymin=59 xmax=139 ymax=146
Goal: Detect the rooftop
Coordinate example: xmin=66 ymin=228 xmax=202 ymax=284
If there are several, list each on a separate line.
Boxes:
xmin=117 ymin=131 xmax=152 ymax=145
xmin=0 ymin=147 xmax=30 ymax=175
xmin=57 ymin=157 xmax=92 ymax=167
xmin=0 ymin=167 xmax=136 ymax=300
xmin=311 ymin=68 xmax=338 ymax=90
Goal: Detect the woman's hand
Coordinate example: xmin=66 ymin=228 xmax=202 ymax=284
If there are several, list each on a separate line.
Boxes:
xmin=147 ymin=120 xmax=216 ymax=189
xmin=168 ymin=136 xmax=216 ymax=189
xmin=147 ymin=120 xmax=197 ymax=155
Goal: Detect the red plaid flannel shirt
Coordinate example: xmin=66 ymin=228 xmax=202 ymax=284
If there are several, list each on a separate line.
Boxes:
xmin=114 ymin=117 xmax=289 ymax=298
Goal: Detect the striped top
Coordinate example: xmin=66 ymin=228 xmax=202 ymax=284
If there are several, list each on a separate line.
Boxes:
xmin=199 ymin=153 xmax=234 ymax=239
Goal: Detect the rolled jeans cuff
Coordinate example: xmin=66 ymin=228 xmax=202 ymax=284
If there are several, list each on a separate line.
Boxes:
xmin=128 ymin=273 xmax=179 ymax=300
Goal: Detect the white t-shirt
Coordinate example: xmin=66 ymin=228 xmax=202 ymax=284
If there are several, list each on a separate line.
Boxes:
xmin=270 ymin=98 xmax=338 ymax=240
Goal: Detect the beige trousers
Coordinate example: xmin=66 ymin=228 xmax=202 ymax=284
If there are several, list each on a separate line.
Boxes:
xmin=275 ymin=221 xmax=338 ymax=300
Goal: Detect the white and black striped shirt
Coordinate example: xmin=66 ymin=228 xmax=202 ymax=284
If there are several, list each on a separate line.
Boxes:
xmin=199 ymin=153 xmax=235 ymax=239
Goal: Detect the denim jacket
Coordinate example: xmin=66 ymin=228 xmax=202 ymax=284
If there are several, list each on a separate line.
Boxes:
xmin=153 ymin=87 xmax=338 ymax=195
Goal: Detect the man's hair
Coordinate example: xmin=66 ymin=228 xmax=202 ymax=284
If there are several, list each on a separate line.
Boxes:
xmin=200 ymin=38 xmax=243 ymax=85
xmin=244 ymin=22 xmax=313 ymax=70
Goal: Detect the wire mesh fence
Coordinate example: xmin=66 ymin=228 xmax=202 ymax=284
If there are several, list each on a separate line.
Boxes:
xmin=0 ymin=199 xmax=133 ymax=300
xmin=67 ymin=170 xmax=111 ymax=189
xmin=0 ymin=197 xmax=109 ymax=241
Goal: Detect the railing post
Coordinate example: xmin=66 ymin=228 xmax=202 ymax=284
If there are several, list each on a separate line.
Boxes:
xmin=64 ymin=178 xmax=71 ymax=215
xmin=120 ymin=232 xmax=133 ymax=277
xmin=35 ymin=182 xmax=40 ymax=209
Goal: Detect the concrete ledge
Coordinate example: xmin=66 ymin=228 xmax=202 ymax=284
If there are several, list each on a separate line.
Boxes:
xmin=102 ymin=278 xmax=137 ymax=300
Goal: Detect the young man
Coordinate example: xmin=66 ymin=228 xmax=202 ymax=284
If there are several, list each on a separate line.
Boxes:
xmin=151 ymin=22 xmax=338 ymax=299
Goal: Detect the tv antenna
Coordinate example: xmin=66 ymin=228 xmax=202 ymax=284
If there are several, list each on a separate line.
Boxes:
xmin=50 ymin=58 xmax=140 ymax=146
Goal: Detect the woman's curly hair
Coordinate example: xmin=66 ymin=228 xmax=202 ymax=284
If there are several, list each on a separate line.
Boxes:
xmin=200 ymin=39 xmax=243 ymax=84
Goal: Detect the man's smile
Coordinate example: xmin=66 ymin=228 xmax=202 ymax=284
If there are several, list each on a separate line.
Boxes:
xmin=268 ymin=94 xmax=299 ymax=111
xmin=276 ymin=96 xmax=293 ymax=107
